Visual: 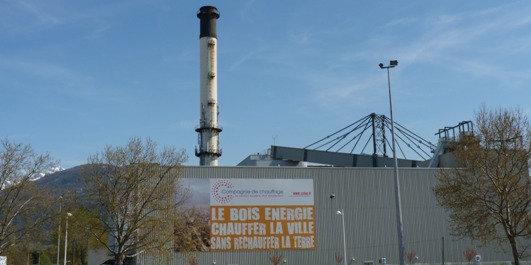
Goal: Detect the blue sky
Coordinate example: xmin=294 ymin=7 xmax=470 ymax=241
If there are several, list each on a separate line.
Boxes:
xmin=1 ymin=0 xmax=530 ymax=169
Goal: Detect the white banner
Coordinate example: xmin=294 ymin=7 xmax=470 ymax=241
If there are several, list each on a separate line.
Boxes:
xmin=210 ymin=179 xmax=314 ymax=206
xmin=209 ymin=179 xmax=315 ymax=251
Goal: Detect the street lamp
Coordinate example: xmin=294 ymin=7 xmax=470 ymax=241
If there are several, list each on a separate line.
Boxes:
xmin=57 ymin=196 xmax=62 ymax=265
xmin=379 ymin=60 xmax=405 ymax=265
xmin=64 ymin=212 xmax=72 ymax=265
xmin=337 ymin=210 xmax=347 ymax=265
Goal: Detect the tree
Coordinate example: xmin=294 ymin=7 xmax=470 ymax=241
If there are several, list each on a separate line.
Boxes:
xmin=83 ymin=137 xmax=189 ymax=265
xmin=269 ymin=252 xmax=284 ymax=265
xmin=0 ymin=138 xmax=57 ymax=255
xmin=334 ymin=251 xmax=343 ymax=265
xmin=65 ymin=193 xmax=104 ymax=265
xmin=173 ymin=207 xmax=210 ymax=252
xmin=463 ymin=248 xmax=477 ymax=264
xmin=433 ymin=106 xmax=531 ymax=265
xmin=405 ymin=251 xmax=417 ymax=264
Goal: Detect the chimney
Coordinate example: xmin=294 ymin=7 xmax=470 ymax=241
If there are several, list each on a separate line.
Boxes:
xmin=195 ymin=6 xmax=222 ymax=166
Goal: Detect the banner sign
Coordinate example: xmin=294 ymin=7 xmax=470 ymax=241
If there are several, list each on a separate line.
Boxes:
xmin=209 ymin=179 xmax=315 ymax=251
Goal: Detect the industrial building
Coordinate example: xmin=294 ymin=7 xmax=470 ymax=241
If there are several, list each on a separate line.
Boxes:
xmin=97 ymin=6 xmax=526 ymax=265
xmin=133 ymin=166 xmax=515 ymax=265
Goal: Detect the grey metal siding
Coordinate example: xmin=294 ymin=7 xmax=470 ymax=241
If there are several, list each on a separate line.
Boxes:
xmin=136 ymin=166 xmax=518 ymax=265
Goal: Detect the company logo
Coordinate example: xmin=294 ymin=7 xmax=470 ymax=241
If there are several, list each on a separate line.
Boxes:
xmin=212 ymin=179 xmax=235 ymax=204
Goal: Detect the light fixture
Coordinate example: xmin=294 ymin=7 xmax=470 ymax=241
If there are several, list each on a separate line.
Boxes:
xmin=56 ymin=196 xmax=63 ymax=265
xmin=63 ymin=212 xmax=72 ymax=265
xmin=337 ymin=209 xmax=347 ymax=265
xmin=379 ymin=60 xmax=405 ymax=265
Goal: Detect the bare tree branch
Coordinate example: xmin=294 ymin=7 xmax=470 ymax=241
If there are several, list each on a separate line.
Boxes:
xmin=433 ymin=106 xmax=531 ymax=265
xmin=83 ymin=137 xmax=188 ymax=265
xmin=0 ymin=138 xmax=57 ymax=255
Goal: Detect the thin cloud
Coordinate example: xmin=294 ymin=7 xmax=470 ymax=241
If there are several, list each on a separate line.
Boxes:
xmin=0 ymin=57 xmax=83 ymax=86
xmin=0 ymin=57 xmax=130 ymax=105
xmin=82 ymin=18 xmax=111 ymax=40
xmin=388 ymin=2 xmax=531 ymax=68
xmin=305 ymin=1 xmax=531 ymax=113
xmin=380 ymin=16 xmax=418 ymax=29
xmin=228 ymin=47 xmax=267 ymax=72
xmin=17 ymin=0 xmax=61 ymax=25
xmin=288 ymin=28 xmax=314 ymax=45
xmin=240 ymin=0 xmax=257 ymax=19
xmin=313 ymin=74 xmax=382 ymax=110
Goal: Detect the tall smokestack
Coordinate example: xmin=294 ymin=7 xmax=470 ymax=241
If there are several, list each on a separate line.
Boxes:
xmin=195 ymin=6 xmax=222 ymax=166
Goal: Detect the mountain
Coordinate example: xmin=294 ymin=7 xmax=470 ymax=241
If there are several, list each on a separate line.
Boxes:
xmin=33 ymin=166 xmax=65 ymax=181
xmin=36 ymin=165 xmax=89 ymax=195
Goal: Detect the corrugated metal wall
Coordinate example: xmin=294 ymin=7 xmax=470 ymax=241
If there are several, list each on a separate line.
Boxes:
xmin=137 ymin=166 xmax=515 ymax=265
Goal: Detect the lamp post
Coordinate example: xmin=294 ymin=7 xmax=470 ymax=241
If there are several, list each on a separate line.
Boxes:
xmin=337 ymin=209 xmax=347 ymax=265
xmin=63 ymin=212 xmax=72 ymax=265
xmin=379 ymin=60 xmax=405 ymax=265
xmin=56 ymin=196 xmax=62 ymax=265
